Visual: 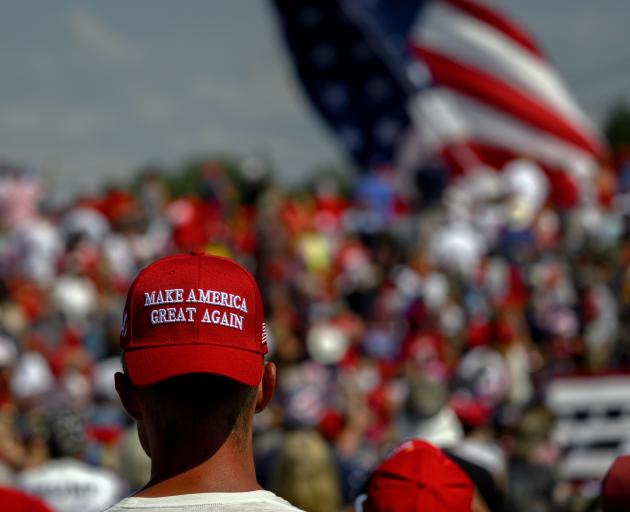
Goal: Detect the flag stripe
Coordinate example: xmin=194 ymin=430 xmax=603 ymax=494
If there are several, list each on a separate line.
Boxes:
xmin=407 ymin=0 xmax=607 ymax=200
xmin=413 ymin=46 xmax=604 ymax=157
xmin=443 ymin=0 xmax=543 ymax=58
xmin=440 ymin=139 xmax=514 ymax=176
xmin=415 ymin=0 xmax=596 ymax=132
xmin=409 ymin=88 xmax=596 ymax=186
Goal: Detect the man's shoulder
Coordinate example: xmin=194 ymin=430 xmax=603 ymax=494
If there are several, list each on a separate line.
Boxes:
xmin=104 ymin=490 xmax=305 ymax=512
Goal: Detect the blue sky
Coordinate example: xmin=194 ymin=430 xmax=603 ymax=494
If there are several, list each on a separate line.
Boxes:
xmin=1 ymin=0 xmax=629 ymax=199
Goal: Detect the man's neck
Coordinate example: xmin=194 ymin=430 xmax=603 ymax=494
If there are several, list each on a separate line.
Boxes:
xmin=135 ymin=436 xmax=260 ymax=497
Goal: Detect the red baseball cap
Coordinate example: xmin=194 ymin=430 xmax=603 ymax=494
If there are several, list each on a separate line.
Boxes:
xmin=120 ymin=252 xmax=268 ymax=386
xmin=0 ymin=487 xmax=54 ymax=512
xmin=364 ymin=440 xmax=474 ymax=512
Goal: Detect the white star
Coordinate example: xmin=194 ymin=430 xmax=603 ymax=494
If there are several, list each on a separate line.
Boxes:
xmin=374 ymin=118 xmax=400 ymax=145
xmin=321 ymin=82 xmax=349 ymax=110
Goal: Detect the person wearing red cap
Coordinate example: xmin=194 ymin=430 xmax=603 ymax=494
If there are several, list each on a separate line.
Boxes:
xmin=600 ymin=455 xmax=630 ymax=512
xmin=357 ymin=439 xmax=489 ymax=512
xmin=105 ymin=252 xmax=304 ymax=511
xmin=0 ymin=487 xmax=54 ymax=512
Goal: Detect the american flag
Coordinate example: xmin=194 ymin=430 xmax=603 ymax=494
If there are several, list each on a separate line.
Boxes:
xmin=408 ymin=0 xmax=606 ymax=201
xmin=271 ymin=0 xmax=605 ymax=201
xmin=270 ymin=0 xmax=414 ymax=170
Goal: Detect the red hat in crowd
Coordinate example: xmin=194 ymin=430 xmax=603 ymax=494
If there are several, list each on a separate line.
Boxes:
xmin=363 ymin=439 xmax=474 ymax=512
xmin=120 ymin=251 xmax=268 ymax=386
xmin=601 ymin=455 xmax=630 ymax=512
xmin=0 ymin=487 xmax=53 ymax=512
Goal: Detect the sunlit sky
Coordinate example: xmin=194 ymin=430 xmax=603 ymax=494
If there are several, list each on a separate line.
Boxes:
xmin=1 ymin=0 xmax=629 ymax=199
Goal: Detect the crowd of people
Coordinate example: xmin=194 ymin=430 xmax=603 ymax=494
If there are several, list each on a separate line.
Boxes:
xmin=0 ymin=150 xmax=629 ymax=511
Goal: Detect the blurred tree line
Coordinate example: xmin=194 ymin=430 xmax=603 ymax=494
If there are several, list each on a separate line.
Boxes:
xmin=95 ymin=102 xmax=630 ymax=202
xmin=605 ymin=103 xmax=630 ymax=149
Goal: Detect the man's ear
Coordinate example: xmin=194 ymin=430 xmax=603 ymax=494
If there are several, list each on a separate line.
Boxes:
xmin=255 ymin=362 xmax=276 ymax=413
xmin=114 ymin=372 xmax=144 ymax=421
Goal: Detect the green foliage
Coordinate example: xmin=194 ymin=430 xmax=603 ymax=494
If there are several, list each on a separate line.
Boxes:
xmin=303 ymin=161 xmax=357 ymax=196
xmin=604 ymin=103 xmax=630 ymax=149
xmin=165 ymin=160 xmax=203 ymax=197
xmin=129 ymin=155 xmax=242 ymax=198
xmin=123 ymin=153 xmax=353 ymax=201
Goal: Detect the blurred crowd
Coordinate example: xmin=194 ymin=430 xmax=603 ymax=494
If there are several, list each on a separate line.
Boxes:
xmin=0 ymin=150 xmax=630 ymax=511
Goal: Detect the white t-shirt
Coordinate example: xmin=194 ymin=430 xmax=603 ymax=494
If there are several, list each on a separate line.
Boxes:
xmin=105 ymin=490 xmax=305 ymax=512
xmin=17 ymin=458 xmax=125 ymax=512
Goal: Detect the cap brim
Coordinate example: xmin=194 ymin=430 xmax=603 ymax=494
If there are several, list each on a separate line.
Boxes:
xmin=124 ymin=344 xmax=264 ymax=387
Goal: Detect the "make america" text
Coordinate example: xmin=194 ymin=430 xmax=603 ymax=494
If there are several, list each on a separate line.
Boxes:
xmin=143 ymin=288 xmax=248 ymax=313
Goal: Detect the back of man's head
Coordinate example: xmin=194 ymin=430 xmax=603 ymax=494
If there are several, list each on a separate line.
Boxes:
xmin=362 ymin=440 xmax=475 ymax=512
xmin=115 ymin=252 xmax=274 ymax=463
xmin=135 ymin=372 xmax=258 ymax=448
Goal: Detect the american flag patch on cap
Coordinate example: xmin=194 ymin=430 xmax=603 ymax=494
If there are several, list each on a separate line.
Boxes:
xmin=261 ymin=322 xmax=268 ymax=345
